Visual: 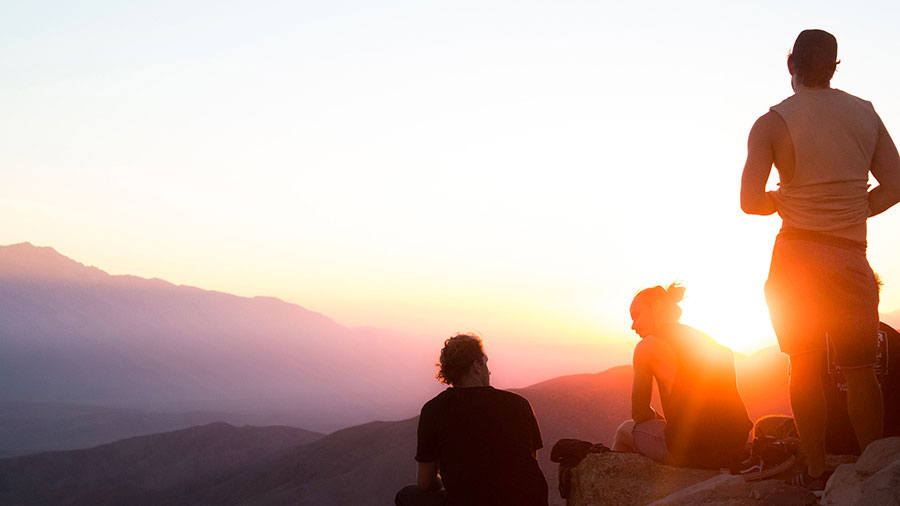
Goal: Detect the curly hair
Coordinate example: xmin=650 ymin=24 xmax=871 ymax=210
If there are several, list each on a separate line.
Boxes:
xmin=436 ymin=333 xmax=485 ymax=386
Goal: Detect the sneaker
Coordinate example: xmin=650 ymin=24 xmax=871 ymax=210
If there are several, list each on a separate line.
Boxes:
xmin=736 ymin=436 xmax=798 ymax=482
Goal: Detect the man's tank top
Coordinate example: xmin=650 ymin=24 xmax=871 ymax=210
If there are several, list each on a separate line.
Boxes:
xmin=769 ymin=88 xmax=880 ymax=244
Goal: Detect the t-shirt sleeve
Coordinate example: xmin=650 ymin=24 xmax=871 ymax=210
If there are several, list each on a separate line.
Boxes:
xmin=524 ymin=398 xmax=543 ymax=451
xmin=415 ymin=401 xmax=440 ymax=463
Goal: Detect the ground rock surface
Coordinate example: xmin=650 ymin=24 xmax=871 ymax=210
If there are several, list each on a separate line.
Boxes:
xmin=566 ymin=452 xmax=823 ymax=506
xmin=650 ymin=476 xmax=817 ymax=506
xmin=566 ymin=452 xmax=718 ymax=505
xmin=822 ymin=437 xmax=900 ymax=506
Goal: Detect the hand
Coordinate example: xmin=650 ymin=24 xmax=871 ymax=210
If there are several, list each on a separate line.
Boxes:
xmin=428 ymin=476 xmax=444 ymax=491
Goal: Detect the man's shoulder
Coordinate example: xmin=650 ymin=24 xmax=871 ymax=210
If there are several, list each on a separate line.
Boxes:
xmin=748 ymin=109 xmax=789 ymax=146
xmin=491 ymin=387 xmax=532 ymax=405
xmin=421 ymin=388 xmax=452 ymax=411
xmin=774 ymin=89 xmax=876 ymax=113
xmin=832 ymin=88 xmax=874 ymax=107
xmin=488 ymin=389 xmax=538 ymax=422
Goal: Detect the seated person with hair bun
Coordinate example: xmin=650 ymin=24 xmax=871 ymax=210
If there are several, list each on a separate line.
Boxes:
xmin=612 ymin=283 xmax=752 ymax=469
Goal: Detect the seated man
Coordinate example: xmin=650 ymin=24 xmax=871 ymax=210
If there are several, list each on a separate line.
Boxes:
xmin=395 ymin=333 xmax=549 ymax=506
xmin=612 ymin=284 xmax=752 ymax=469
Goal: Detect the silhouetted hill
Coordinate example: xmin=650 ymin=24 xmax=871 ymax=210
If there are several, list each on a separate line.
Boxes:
xmin=161 ymin=418 xmax=421 ymax=506
xmin=0 ymin=356 xmax=787 ymax=506
xmin=0 ymin=402 xmax=259 ymax=458
xmin=0 ymin=243 xmax=440 ymax=440
xmin=143 ymin=368 xmax=637 ymax=506
xmin=184 ymin=354 xmax=788 ymax=506
xmin=0 ymin=423 xmax=323 ymax=506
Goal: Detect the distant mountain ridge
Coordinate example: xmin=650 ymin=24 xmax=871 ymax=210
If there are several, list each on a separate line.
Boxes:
xmin=0 ymin=422 xmax=323 ymax=506
xmin=0 ymin=242 xmax=440 ymax=439
xmin=0 ymin=356 xmax=792 ymax=506
xmin=0 ymin=401 xmax=263 ymax=458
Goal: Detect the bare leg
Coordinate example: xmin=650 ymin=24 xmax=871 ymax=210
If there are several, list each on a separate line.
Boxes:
xmin=842 ymin=365 xmax=883 ymax=452
xmin=612 ymin=420 xmax=636 ymax=452
xmin=789 ymin=351 xmax=827 ymax=477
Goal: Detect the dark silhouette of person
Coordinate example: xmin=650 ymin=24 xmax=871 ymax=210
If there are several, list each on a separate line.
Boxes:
xmin=741 ymin=29 xmax=900 ymax=489
xmin=612 ymin=284 xmax=752 ymax=469
xmin=395 ymin=333 xmax=548 ymax=506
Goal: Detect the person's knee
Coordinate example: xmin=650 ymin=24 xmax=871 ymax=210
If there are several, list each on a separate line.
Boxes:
xmin=842 ymin=365 xmax=883 ymax=400
xmin=395 ymin=485 xmax=421 ymax=506
xmin=616 ymin=419 xmax=636 ymax=435
xmin=395 ymin=484 xmax=446 ymax=506
xmin=841 ymin=364 xmax=876 ymax=382
xmin=612 ymin=420 xmax=636 ymax=451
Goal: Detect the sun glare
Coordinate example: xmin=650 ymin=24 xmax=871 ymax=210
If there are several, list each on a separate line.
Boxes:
xmin=679 ymin=293 xmax=777 ymax=356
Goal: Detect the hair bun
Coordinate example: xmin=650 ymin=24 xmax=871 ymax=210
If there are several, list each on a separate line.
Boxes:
xmin=665 ymin=283 xmax=686 ymax=304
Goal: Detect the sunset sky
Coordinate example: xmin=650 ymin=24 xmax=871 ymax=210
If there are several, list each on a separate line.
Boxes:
xmin=4 ymin=1 xmax=900 ymax=376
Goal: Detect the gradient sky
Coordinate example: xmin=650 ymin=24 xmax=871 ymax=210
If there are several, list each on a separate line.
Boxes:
xmin=4 ymin=1 xmax=900 ymax=374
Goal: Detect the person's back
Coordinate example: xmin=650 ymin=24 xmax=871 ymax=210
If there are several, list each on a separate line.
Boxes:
xmin=770 ymin=88 xmax=880 ymax=242
xmin=417 ymin=386 xmax=547 ymax=506
xmin=662 ymin=324 xmax=753 ymax=467
xmin=613 ymin=284 xmax=751 ymax=470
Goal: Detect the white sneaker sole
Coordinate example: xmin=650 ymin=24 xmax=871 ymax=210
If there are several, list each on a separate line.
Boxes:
xmin=740 ymin=454 xmax=798 ymax=482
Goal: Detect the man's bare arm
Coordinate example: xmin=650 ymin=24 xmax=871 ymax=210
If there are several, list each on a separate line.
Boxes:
xmin=869 ymin=118 xmax=900 ymax=217
xmin=416 ymin=461 xmax=442 ymax=491
xmin=741 ymin=112 xmax=779 ymax=216
xmin=631 ymin=342 xmax=658 ymax=424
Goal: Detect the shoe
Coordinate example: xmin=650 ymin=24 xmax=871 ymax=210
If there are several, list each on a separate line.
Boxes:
xmin=736 ymin=436 xmax=798 ymax=482
xmin=790 ymin=468 xmax=832 ymax=498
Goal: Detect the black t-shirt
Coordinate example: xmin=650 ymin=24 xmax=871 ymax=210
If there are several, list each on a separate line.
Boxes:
xmin=416 ymin=386 xmax=549 ymax=506
xmin=824 ymin=321 xmax=900 ymax=454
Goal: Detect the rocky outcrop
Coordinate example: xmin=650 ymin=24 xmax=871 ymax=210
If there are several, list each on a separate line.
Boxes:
xmin=566 ymin=452 xmax=816 ymax=506
xmin=565 ymin=451 xmax=873 ymax=506
xmin=650 ymin=476 xmax=817 ymax=506
xmin=566 ymin=452 xmax=719 ymax=505
xmin=822 ymin=436 xmax=900 ymax=506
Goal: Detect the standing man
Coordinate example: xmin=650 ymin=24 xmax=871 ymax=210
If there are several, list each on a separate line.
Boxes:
xmin=741 ymin=29 xmax=900 ymax=490
xmin=395 ymin=333 xmax=548 ymax=506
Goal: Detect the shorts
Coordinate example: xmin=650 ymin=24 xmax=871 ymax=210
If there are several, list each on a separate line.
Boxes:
xmin=765 ymin=237 xmax=879 ymax=367
xmin=632 ymin=419 xmax=668 ymax=463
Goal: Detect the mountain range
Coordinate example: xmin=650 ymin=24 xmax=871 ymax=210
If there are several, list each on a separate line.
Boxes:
xmin=3 ymin=241 xmax=898 ymax=505
xmin=0 ymin=358 xmax=790 ymax=506
xmin=0 ymin=242 xmax=442 ymax=449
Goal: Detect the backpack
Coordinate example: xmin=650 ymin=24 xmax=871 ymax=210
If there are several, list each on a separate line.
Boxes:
xmin=752 ymin=414 xmax=799 ymax=441
xmin=549 ymin=439 xmax=610 ymax=499
xmin=736 ymin=415 xmax=800 ymax=481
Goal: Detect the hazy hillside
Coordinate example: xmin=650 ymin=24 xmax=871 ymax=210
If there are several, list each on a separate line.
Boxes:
xmin=0 ymin=241 xmax=798 ymax=505
xmin=0 ymin=242 xmax=794 ymax=456
xmin=0 ymin=353 xmax=792 ymax=506
xmin=0 ymin=402 xmax=256 ymax=458
xmin=0 ymin=423 xmax=322 ymax=506
xmin=0 ymin=242 xmax=441 ymax=435
xmin=176 ymin=351 xmax=788 ymax=506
